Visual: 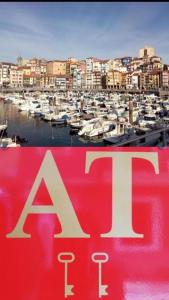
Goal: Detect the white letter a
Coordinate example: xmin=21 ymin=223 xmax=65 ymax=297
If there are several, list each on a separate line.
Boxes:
xmin=7 ymin=150 xmax=89 ymax=238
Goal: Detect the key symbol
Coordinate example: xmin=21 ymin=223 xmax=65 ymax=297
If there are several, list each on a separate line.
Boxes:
xmin=58 ymin=252 xmax=75 ymax=298
xmin=92 ymin=252 xmax=109 ymax=298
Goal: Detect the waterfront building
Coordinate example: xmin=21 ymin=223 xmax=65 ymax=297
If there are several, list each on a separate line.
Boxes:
xmin=47 ymin=60 xmax=67 ymax=76
xmin=86 ymin=72 xmax=93 ymax=89
xmin=125 ymin=72 xmax=133 ymax=89
xmin=131 ymin=72 xmax=140 ymax=89
xmin=18 ymin=66 xmax=31 ymax=76
xmin=106 ymin=70 xmax=122 ymax=89
xmin=72 ymin=70 xmax=83 ymax=89
xmin=139 ymin=45 xmax=155 ymax=58
xmin=78 ymin=60 xmax=86 ymax=73
xmin=23 ymin=74 xmax=41 ymax=87
xmin=1 ymin=46 xmax=169 ymax=91
xmin=81 ymin=73 xmax=87 ymax=89
xmin=28 ymin=58 xmax=47 ymax=75
xmin=139 ymin=72 xmax=146 ymax=90
xmin=121 ymin=72 xmax=127 ymax=88
xmin=160 ymin=70 xmax=169 ymax=88
xmin=92 ymin=71 xmax=102 ymax=89
xmin=139 ymin=71 xmax=160 ymax=90
xmin=72 ymin=70 xmax=78 ymax=89
xmin=46 ymin=74 xmax=70 ymax=90
xmin=83 ymin=57 xmax=111 ymax=89
xmin=85 ymin=57 xmax=111 ymax=89
xmin=76 ymin=60 xmax=86 ymax=89
xmin=0 ymin=62 xmax=17 ymax=87
xmin=147 ymin=71 xmax=160 ymax=89
xmin=66 ymin=59 xmax=79 ymax=76
xmin=92 ymin=59 xmax=101 ymax=72
xmin=10 ymin=66 xmax=23 ymax=87
xmin=68 ymin=60 xmax=87 ymax=89
xmin=66 ymin=59 xmax=79 ymax=89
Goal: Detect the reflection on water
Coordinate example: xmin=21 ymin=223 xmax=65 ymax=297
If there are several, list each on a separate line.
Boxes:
xmin=0 ymin=102 xmax=104 ymax=147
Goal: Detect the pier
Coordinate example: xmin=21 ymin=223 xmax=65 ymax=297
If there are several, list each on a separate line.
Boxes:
xmin=111 ymin=126 xmax=169 ymax=147
xmin=1 ymin=86 xmax=169 ymax=97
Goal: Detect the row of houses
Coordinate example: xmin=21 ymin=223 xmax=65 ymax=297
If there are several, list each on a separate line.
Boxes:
xmin=0 ymin=46 xmax=169 ymax=90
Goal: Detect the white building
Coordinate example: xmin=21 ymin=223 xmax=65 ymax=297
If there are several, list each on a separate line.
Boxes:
xmin=10 ymin=66 xmax=23 ymax=87
xmin=0 ymin=62 xmax=16 ymax=86
xmin=131 ymin=72 xmax=140 ymax=89
xmin=86 ymin=57 xmax=93 ymax=73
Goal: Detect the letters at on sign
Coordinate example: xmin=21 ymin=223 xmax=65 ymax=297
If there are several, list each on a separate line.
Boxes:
xmin=0 ymin=147 xmax=168 ymax=300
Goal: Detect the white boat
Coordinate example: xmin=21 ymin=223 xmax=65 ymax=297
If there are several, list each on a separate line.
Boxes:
xmin=78 ymin=118 xmax=100 ymax=136
xmin=18 ymin=103 xmax=31 ymax=112
xmin=70 ymin=118 xmax=97 ymax=130
xmin=43 ymin=112 xmax=55 ymax=121
xmin=86 ymin=120 xmax=114 ymax=138
xmin=138 ymin=114 xmax=157 ymax=127
xmin=103 ymin=122 xmax=128 ymax=143
xmin=18 ymin=100 xmax=40 ymax=112
xmin=0 ymin=137 xmax=20 ymax=148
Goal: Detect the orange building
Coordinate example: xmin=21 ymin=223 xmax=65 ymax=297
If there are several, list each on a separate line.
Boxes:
xmin=47 ymin=60 xmax=67 ymax=76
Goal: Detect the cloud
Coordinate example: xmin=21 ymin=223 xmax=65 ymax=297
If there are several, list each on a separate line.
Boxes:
xmin=0 ymin=2 xmax=169 ymax=63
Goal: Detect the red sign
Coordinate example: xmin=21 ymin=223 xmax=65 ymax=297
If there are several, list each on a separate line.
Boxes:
xmin=0 ymin=147 xmax=169 ymax=299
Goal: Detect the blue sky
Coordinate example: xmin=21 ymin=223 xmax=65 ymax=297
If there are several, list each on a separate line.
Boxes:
xmin=0 ymin=2 xmax=169 ymax=63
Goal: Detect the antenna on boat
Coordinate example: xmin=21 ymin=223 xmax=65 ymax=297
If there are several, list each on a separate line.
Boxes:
xmin=129 ymin=100 xmax=133 ymax=124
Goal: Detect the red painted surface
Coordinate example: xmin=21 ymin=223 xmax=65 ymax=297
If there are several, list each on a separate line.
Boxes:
xmin=0 ymin=147 xmax=169 ymax=300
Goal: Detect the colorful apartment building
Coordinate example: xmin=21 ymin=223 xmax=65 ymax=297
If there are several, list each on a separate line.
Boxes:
xmin=0 ymin=46 xmax=168 ymax=90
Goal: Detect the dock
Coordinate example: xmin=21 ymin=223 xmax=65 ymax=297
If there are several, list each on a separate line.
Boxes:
xmin=110 ymin=126 xmax=169 ymax=147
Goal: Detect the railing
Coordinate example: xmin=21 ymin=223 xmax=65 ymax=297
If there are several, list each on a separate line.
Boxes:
xmin=0 ymin=86 xmax=169 ymax=97
xmin=0 ymin=86 xmax=162 ymax=93
xmin=112 ymin=126 xmax=169 ymax=147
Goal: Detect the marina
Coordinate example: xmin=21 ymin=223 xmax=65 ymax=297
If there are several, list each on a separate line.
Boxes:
xmin=1 ymin=91 xmax=169 ymax=147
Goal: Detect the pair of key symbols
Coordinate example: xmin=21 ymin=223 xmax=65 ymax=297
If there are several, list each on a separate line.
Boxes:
xmin=57 ymin=252 xmax=109 ymax=298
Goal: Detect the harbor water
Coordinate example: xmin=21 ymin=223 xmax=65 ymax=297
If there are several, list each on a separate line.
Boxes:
xmin=0 ymin=101 xmax=104 ymax=147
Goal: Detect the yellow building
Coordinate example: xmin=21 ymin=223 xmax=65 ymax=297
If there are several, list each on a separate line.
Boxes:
xmin=18 ymin=66 xmax=31 ymax=76
xmin=47 ymin=60 xmax=67 ymax=76
xmin=139 ymin=71 xmax=160 ymax=89
xmin=139 ymin=46 xmax=155 ymax=58
xmin=106 ymin=71 xmax=122 ymax=88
